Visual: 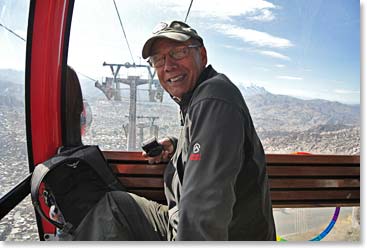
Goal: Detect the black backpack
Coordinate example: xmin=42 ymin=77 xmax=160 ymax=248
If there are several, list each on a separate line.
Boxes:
xmin=30 ymin=145 xmax=126 ymax=234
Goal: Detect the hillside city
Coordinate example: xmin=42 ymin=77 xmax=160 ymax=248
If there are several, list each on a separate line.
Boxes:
xmin=0 ymin=70 xmax=360 ymax=241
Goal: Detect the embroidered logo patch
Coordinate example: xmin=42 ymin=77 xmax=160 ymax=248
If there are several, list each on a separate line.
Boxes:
xmin=193 ymin=143 xmax=200 ymax=153
xmin=190 ymin=143 xmax=201 ymax=161
xmin=66 ymin=161 xmax=80 ymax=169
xmin=189 ymin=154 xmax=201 ymax=160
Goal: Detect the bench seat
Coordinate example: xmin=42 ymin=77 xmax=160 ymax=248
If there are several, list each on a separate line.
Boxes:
xmin=104 ymin=151 xmax=360 ymax=208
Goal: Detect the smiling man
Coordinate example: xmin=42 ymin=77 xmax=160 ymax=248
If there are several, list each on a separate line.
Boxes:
xmin=141 ymin=20 xmax=276 ymax=241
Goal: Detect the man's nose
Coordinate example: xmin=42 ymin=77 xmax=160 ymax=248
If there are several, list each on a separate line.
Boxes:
xmin=164 ymin=55 xmax=178 ymax=71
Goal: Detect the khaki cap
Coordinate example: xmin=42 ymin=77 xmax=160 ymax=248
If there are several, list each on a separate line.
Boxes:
xmin=142 ymin=20 xmax=203 ymax=59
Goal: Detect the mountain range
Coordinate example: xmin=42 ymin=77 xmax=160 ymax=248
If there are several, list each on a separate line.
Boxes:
xmin=0 ymin=69 xmax=360 ymax=133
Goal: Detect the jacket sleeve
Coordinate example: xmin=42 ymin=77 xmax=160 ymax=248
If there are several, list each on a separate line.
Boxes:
xmin=176 ymin=98 xmax=245 ymax=240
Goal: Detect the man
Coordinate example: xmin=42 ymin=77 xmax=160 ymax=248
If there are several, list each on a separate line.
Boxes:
xmin=73 ymin=20 xmax=275 ymax=241
xmin=141 ymin=20 xmax=276 ymax=241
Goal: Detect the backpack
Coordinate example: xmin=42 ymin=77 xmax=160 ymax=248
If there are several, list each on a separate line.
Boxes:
xmin=30 ymin=145 xmax=126 ymax=235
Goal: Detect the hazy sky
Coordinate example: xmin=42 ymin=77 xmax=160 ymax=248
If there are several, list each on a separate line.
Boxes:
xmin=0 ymin=0 xmax=363 ymax=104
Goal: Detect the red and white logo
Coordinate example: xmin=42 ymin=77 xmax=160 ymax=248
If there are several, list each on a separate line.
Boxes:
xmin=189 ymin=143 xmax=201 ymax=161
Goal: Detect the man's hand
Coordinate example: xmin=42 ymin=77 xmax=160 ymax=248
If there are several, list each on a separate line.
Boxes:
xmin=142 ymin=137 xmax=175 ymax=164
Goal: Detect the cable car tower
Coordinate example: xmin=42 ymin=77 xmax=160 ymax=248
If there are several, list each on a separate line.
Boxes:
xmin=95 ymin=62 xmax=163 ymax=150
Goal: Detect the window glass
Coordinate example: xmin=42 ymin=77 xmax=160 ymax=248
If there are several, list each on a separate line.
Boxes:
xmin=0 ymin=0 xmax=35 ymax=242
xmin=0 ymin=0 xmax=360 ymax=242
xmin=67 ymin=0 xmax=360 ymax=242
xmin=273 ymin=207 xmax=360 ymax=241
xmin=69 ymin=0 xmax=182 ymax=151
xmin=0 ymin=196 xmax=38 ymax=241
xmin=69 ymin=0 xmax=359 ymax=155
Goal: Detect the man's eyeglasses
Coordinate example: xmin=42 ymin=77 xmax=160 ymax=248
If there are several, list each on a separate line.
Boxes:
xmin=148 ymin=44 xmax=201 ymax=68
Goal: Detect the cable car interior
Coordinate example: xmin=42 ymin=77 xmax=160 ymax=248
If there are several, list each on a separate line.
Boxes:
xmin=0 ymin=0 xmax=360 ymax=242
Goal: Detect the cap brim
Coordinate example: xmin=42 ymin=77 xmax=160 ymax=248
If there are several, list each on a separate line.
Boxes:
xmin=142 ymin=32 xmax=191 ymax=59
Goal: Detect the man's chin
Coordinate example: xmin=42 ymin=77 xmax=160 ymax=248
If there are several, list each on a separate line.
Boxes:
xmin=168 ymin=90 xmax=184 ymax=99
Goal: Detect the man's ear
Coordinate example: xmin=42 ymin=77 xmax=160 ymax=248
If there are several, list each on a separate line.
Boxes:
xmin=200 ymin=46 xmax=208 ymax=67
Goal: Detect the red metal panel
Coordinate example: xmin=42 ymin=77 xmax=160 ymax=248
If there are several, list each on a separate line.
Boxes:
xmin=30 ymin=0 xmax=69 ymax=165
xmin=29 ymin=0 xmax=70 ymax=236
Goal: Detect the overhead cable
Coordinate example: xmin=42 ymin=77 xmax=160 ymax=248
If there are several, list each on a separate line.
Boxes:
xmin=113 ymin=0 xmax=135 ymax=64
xmin=77 ymin=71 xmax=97 ymax=82
xmin=0 ymin=22 xmax=26 ymax=42
xmin=184 ymin=0 xmax=194 ymax=22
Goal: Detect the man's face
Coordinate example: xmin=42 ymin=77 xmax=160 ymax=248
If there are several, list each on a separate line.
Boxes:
xmin=150 ymin=39 xmax=207 ymax=99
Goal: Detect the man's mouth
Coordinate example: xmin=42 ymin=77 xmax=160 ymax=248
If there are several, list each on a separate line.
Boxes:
xmin=167 ymin=75 xmax=185 ymax=84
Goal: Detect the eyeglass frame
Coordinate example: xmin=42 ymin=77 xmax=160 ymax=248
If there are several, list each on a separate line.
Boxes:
xmin=148 ymin=44 xmax=202 ymax=68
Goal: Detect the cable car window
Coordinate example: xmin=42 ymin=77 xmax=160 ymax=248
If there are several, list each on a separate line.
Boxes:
xmin=0 ymin=0 xmax=37 ymax=241
xmin=68 ymin=0 xmax=182 ymax=151
xmin=0 ymin=0 xmax=348 ymax=242
xmin=0 ymin=196 xmax=38 ymax=241
xmin=67 ymin=0 xmax=360 ymax=241
xmin=68 ymin=0 xmax=360 ymax=155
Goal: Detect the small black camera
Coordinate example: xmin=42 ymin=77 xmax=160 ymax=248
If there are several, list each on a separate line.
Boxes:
xmin=141 ymin=137 xmax=163 ymax=157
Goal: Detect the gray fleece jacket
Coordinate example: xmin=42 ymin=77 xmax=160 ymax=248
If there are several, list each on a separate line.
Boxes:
xmin=164 ymin=65 xmax=276 ymax=241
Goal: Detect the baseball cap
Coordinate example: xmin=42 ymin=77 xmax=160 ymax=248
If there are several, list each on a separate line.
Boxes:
xmin=142 ymin=20 xmax=203 ymax=59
